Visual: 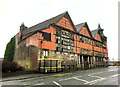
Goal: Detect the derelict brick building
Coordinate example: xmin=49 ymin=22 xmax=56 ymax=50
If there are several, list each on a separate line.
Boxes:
xmin=14 ymin=11 xmax=108 ymax=73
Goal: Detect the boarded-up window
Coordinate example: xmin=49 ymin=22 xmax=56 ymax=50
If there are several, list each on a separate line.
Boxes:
xmin=42 ymin=32 xmax=51 ymax=41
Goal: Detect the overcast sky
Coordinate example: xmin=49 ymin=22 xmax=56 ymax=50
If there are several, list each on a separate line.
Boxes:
xmin=0 ymin=0 xmax=119 ymax=61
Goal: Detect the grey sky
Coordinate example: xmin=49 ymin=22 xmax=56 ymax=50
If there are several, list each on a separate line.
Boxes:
xmin=0 ymin=0 xmax=118 ymax=61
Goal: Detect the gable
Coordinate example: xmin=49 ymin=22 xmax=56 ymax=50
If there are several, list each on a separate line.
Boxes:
xmin=57 ymin=17 xmax=75 ymax=31
xmin=79 ymin=27 xmax=91 ymax=38
xmin=94 ymin=33 xmax=102 ymax=42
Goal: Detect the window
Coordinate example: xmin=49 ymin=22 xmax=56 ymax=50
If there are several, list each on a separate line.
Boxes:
xmin=56 ymin=39 xmax=61 ymax=44
xmin=94 ymin=41 xmax=97 ymax=46
xmin=80 ymin=37 xmax=84 ymax=43
xmin=69 ymin=32 xmax=74 ymax=39
xmin=103 ymin=44 xmax=106 ymax=48
xmin=67 ymin=46 xmax=70 ymax=49
xmin=43 ymin=50 xmax=48 ymax=58
xmin=58 ymin=61 xmax=61 ymax=67
xmin=56 ymin=27 xmax=61 ymax=36
xmin=87 ymin=39 xmax=90 ymax=44
xmin=84 ymin=38 xmax=86 ymax=43
xmin=56 ymin=47 xmax=62 ymax=52
xmin=56 ymin=44 xmax=61 ymax=48
xmin=42 ymin=32 xmax=51 ymax=41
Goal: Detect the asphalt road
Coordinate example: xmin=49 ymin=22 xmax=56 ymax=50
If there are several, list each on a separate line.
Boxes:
xmin=1 ymin=66 xmax=120 ymax=86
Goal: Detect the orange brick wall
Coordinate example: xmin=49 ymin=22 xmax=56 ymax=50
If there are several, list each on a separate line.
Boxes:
xmin=42 ymin=26 xmax=56 ymax=34
xmin=57 ymin=17 xmax=74 ymax=31
xmin=79 ymin=27 xmax=91 ymax=38
xmin=42 ymin=41 xmax=56 ymax=50
xmin=79 ymin=42 xmax=92 ymax=50
xmin=94 ymin=46 xmax=102 ymax=52
xmin=38 ymin=26 xmax=56 ymax=50
xmin=74 ymin=26 xmax=93 ymax=54
xmin=94 ymin=33 xmax=102 ymax=42
xmin=74 ymin=47 xmax=80 ymax=54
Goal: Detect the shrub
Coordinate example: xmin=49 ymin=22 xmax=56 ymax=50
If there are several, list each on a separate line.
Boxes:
xmin=2 ymin=61 xmax=23 ymax=73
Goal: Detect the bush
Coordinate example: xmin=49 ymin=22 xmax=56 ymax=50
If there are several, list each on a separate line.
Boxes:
xmin=2 ymin=61 xmax=23 ymax=73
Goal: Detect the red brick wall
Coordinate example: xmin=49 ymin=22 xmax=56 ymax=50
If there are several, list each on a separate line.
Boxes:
xmin=94 ymin=33 xmax=102 ymax=42
xmin=42 ymin=41 xmax=56 ymax=50
xmin=38 ymin=26 xmax=56 ymax=50
xmin=79 ymin=27 xmax=91 ymax=38
xmin=57 ymin=17 xmax=74 ymax=31
xmin=26 ymin=33 xmax=39 ymax=47
xmin=80 ymin=42 xmax=92 ymax=50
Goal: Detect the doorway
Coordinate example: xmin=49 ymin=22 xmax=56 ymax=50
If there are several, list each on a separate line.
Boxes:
xmin=83 ymin=56 xmax=89 ymax=70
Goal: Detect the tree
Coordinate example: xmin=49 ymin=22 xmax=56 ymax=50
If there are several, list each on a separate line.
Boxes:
xmin=4 ymin=36 xmax=15 ymax=61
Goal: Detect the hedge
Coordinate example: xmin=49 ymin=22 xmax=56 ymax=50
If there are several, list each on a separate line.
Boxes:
xmin=2 ymin=61 xmax=23 ymax=73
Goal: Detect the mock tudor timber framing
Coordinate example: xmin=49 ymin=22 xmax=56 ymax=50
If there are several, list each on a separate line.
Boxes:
xmin=14 ymin=11 xmax=108 ymax=73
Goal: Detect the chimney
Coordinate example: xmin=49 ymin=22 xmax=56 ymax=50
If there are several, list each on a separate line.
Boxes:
xmin=19 ymin=22 xmax=27 ymax=41
xmin=20 ymin=22 xmax=27 ymax=31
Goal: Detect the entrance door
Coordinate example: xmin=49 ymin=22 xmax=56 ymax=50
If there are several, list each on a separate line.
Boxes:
xmin=84 ymin=56 xmax=89 ymax=70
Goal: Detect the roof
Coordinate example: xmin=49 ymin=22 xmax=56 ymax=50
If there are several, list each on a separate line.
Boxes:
xmin=91 ymin=24 xmax=107 ymax=42
xmin=91 ymin=24 xmax=106 ymax=38
xmin=23 ymin=11 xmax=67 ymax=35
xmin=19 ymin=12 xmax=107 ymax=42
xmin=75 ymin=22 xmax=85 ymax=32
xmin=21 ymin=11 xmax=76 ymax=40
xmin=91 ymin=29 xmax=98 ymax=37
xmin=75 ymin=22 xmax=93 ymax=38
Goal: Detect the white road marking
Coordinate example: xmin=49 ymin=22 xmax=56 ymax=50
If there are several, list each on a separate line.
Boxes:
xmin=36 ymin=83 xmax=44 ymax=85
xmin=89 ymin=78 xmax=106 ymax=85
xmin=59 ymin=72 xmax=106 ymax=85
xmin=108 ymin=70 xmax=114 ymax=72
xmin=88 ymin=72 xmax=103 ymax=76
xmin=87 ymin=71 xmax=106 ymax=85
xmin=84 ymin=78 xmax=106 ymax=85
xmin=59 ymin=78 xmax=73 ymax=81
xmin=59 ymin=75 xmax=81 ymax=81
xmin=108 ymin=69 xmax=118 ymax=72
xmin=53 ymin=81 xmax=63 ymax=87
xmin=89 ymin=75 xmax=104 ymax=79
xmin=73 ymin=77 xmax=89 ymax=84
xmin=111 ymin=74 xmax=120 ymax=78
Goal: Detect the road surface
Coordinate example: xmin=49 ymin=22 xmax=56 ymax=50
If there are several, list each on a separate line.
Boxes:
xmin=1 ymin=66 xmax=120 ymax=86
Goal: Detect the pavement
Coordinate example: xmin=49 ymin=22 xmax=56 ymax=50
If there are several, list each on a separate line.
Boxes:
xmin=1 ymin=71 xmax=72 ymax=82
xmin=2 ymin=73 xmax=45 ymax=82
xmin=1 ymin=66 xmax=120 ymax=86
